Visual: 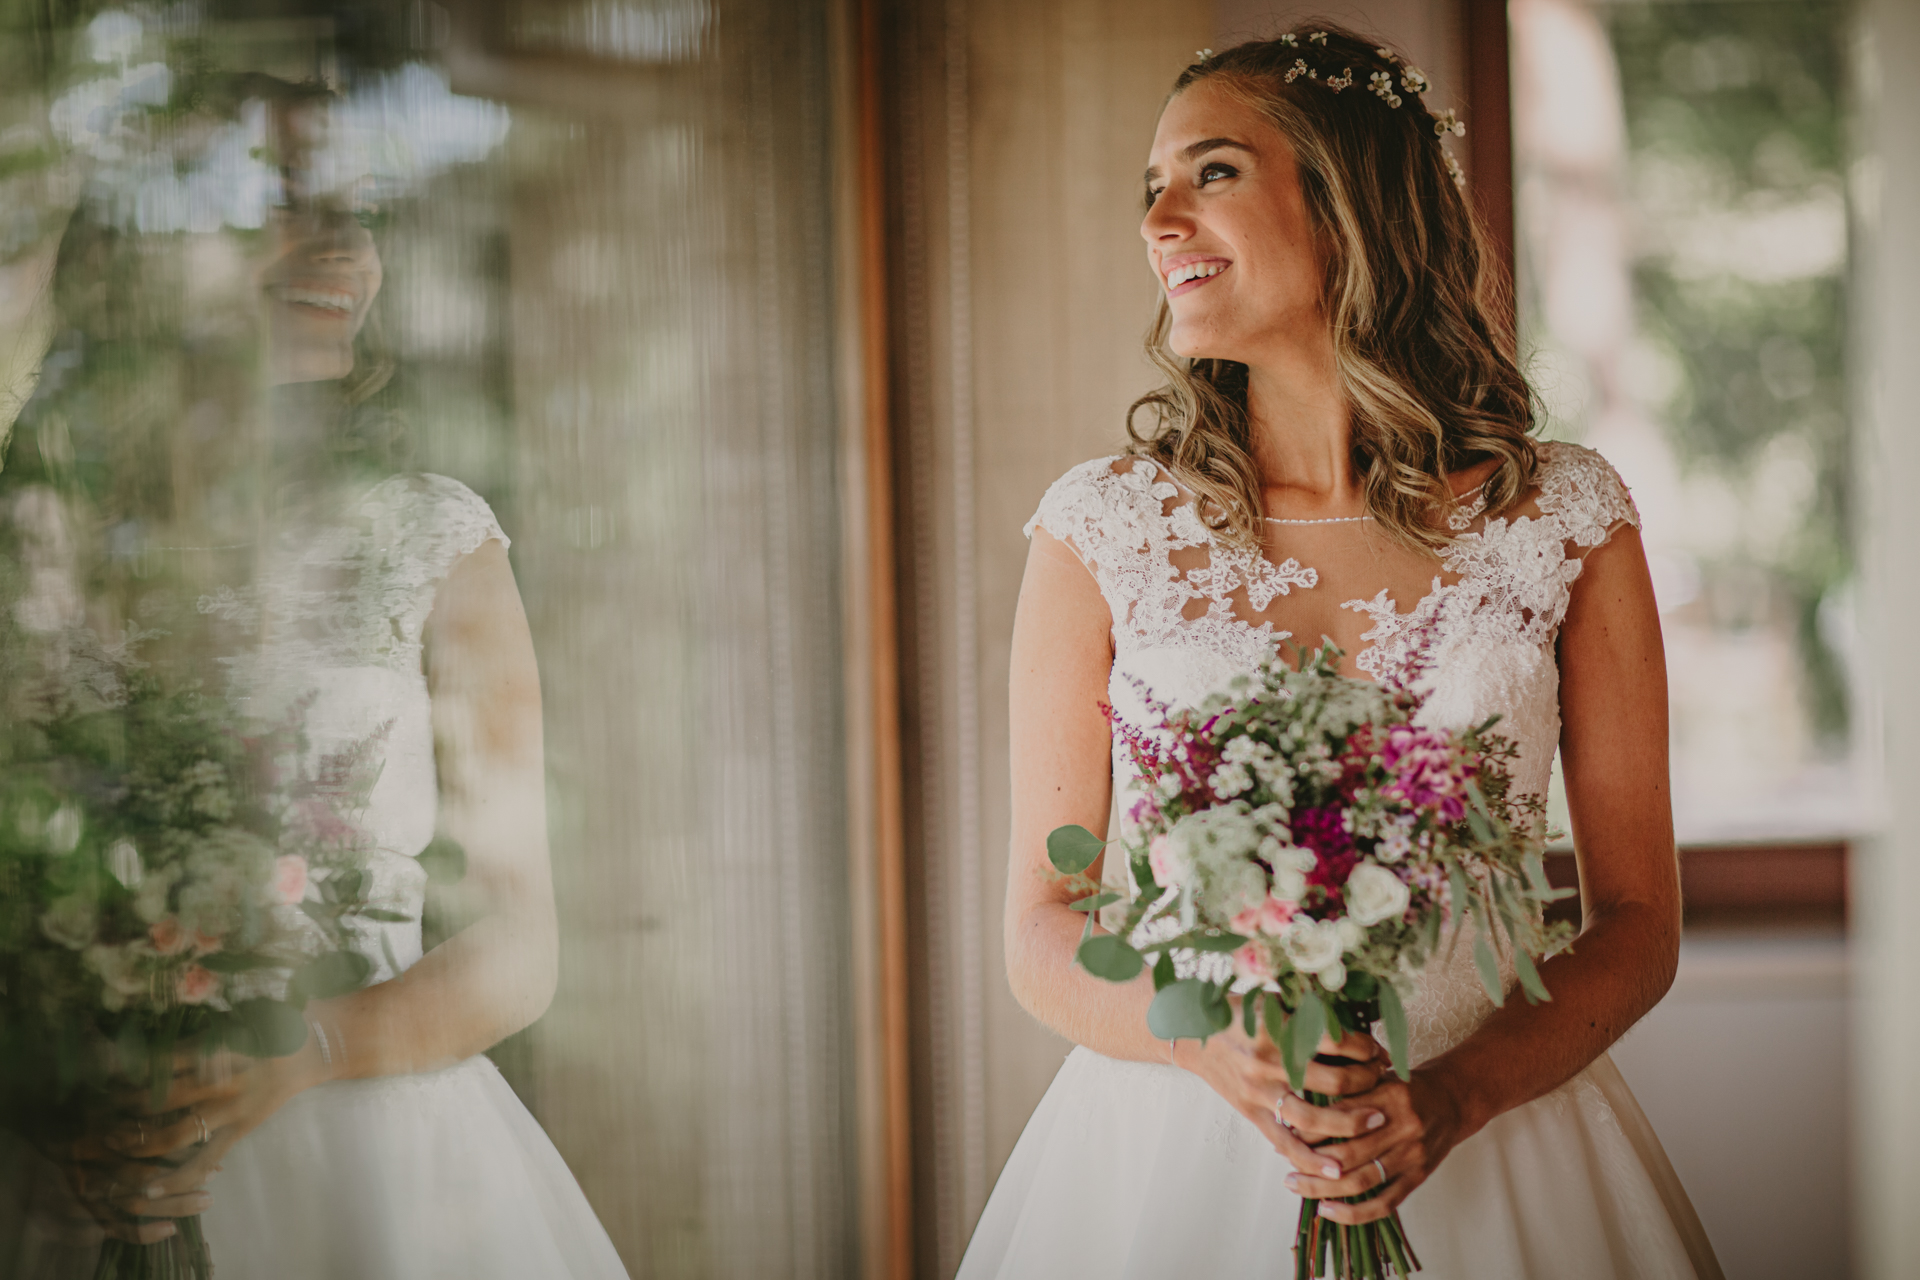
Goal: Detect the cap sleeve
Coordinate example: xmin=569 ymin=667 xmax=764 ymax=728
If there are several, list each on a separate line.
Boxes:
xmin=1534 ymin=441 xmax=1640 ymax=552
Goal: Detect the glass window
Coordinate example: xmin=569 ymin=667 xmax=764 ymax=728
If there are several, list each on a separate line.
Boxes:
xmin=1513 ymin=0 xmax=1859 ymax=843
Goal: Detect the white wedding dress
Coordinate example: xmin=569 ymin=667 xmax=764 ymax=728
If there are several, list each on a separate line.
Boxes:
xmin=191 ymin=473 xmax=630 ymax=1279
xmin=958 ymin=442 xmax=1722 ymax=1279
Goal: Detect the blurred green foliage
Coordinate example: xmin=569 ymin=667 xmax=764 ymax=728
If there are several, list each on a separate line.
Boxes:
xmin=1603 ymin=0 xmax=1853 ymax=742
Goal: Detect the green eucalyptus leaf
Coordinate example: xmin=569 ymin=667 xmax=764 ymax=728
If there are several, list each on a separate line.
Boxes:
xmin=1152 ymin=949 xmax=1176 ymax=991
xmin=195 ymin=950 xmax=273 ymax=973
xmin=1512 ymin=945 xmax=1551 ymax=1004
xmin=1075 ymin=934 xmax=1144 ymax=982
xmin=229 ymin=999 xmax=309 ymax=1058
xmin=1376 ymin=979 xmax=1411 ymax=1080
xmin=1264 ymin=990 xmax=1288 ymax=1049
xmin=1046 ymin=825 xmax=1106 ymax=875
xmin=290 ymin=950 xmax=374 ymax=1002
xmin=357 ymin=907 xmax=413 ymax=924
xmin=1146 ymin=979 xmax=1232 ymax=1043
xmin=417 ymin=835 xmax=468 ymax=885
xmin=1068 ymin=891 xmax=1121 ymax=914
xmin=1242 ymin=988 xmax=1261 ymax=1038
xmin=1284 ymin=994 xmax=1326 ymax=1091
xmin=1472 ymin=932 xmax=1506 ymax=1008
xmin=1170 ymin=930 xmax=1248 ymax=954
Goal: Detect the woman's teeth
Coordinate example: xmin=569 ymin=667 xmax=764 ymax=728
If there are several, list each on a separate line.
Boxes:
xmin=1166 ymin=261 xmax=1227 ymax=288
xmin=275 ymin=287 xmax=354 ymax=313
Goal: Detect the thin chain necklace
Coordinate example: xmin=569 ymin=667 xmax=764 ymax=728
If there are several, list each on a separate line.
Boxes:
xmin=1259 ymin=477 xmax=1490 ymax=526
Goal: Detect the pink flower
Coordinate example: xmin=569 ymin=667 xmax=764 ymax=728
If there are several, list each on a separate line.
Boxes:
xmin=1232 ymin=941 xmax=1277 ymax=986
xmin=149 ymin=917 xmax=190 ymax=955
xmin=273 ymin=855 xmax=309 ymax=905
xmin=176 ymin=965 xmax=220 ymax=1005
xmin=1380 ymin=726 xmax=1472 ymax=822
xmin=1148 ymin=834 xmax=1183 ymax=888
xmin=1231 ymin=893 xmax=1298 ymax=937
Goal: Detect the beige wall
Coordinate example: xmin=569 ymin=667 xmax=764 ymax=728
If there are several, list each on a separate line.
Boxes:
xmin=884 ymin=0 xmax=1211 ymax=1272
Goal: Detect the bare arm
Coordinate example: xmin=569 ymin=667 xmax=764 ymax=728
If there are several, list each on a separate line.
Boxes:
xmin=1005 ymin=530 xmax=1382 ymax=1159
xmin=312 ymin=535 xmax=561 ymax=1077
xmin=108 ymin=539 xmax=559 ymax=1223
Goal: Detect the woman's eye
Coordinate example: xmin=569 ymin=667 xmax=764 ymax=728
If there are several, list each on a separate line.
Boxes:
xmin=1144 ymin=185 xmax=1165 ymax=208
xmin=1198 ymin=162 xmax=1237 ymax=186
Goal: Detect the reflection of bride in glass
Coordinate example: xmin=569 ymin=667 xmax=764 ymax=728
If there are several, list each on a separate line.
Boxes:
xmin=31 ymin=84 xmax=629 ymax=1278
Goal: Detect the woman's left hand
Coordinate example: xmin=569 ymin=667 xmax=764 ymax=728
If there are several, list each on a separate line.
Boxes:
xmin=1275 ymin=1053 xmax=1470 ymax=1225
xmin=98 ymin=1035 xmax=331 ymax=1219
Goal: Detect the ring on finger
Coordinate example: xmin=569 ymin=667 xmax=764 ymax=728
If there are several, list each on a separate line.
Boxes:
xmin=1372 ymin=1157 xmax=1388 ymax=1188
xmin=192 ymin=1112 xmax=210 ymax=1145
xmin=1273 ymin=1096 xmax=1290 ymax=1129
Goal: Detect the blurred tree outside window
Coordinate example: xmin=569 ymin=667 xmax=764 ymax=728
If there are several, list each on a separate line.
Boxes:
xmin=1514 ymin=0 xmax=1860 ymax=843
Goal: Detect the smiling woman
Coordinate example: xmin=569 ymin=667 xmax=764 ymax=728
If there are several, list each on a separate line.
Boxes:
xmin=960 ymin=22 xmax=1722 ymax=1280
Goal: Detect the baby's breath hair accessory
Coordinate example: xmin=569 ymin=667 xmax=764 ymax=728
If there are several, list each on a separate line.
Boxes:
xmin=1285 ymin=58 xmax=1312 ymax=84
xmin=1195 ymin=48 xmax=1214 ymax=62
xmin=1326 ymin=67 xmax=1354 ymax=93
xmin=1445 ymin=151 xmax=1466 ymax=189
xmin=1279 ymin=33 xmax=1299 ymax=47
xmin=1433 ymin=108 xmax=1466 ymax=138
xmin=1308 ymin=31 xmax=1328 ymax=45
xmin=1368 ymin=70 xmax=1403 ymax=108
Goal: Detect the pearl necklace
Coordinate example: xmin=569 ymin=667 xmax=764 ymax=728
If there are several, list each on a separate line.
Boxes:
xmin=1261 ymin=513 xmax=1373 ymax=525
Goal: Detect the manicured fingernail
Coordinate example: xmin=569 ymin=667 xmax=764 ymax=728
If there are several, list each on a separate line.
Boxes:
xmin=157 ymin=1224 xmax=177 ymax=1240
xmin=1285 ymin=1174 xmax=1300 ymax=1191
xmin=1366 ymin=1111 xmax=1386 ymax=1130
xmin=1321 ymin=1162 xmax=1340 ymax=1178
xmin=146 ymin=1184 xmax=165 ymax=1200
xmin=1318 ymin=1204 xmax=1336 ymax=1218
xmin=191 ymin=1193 xmax=213 ymax=1210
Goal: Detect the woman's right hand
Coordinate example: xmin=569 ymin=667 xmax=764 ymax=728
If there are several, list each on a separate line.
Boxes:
xmin=1180 ymin=1021 xmax=1391 ymax=1181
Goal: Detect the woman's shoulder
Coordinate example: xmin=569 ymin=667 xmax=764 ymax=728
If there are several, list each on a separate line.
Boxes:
xmin=1527 ymin=440 xmax=1640 ymax=546
xmin=360 ymin=472 xmax=510 ymax=571
xmin=1024 ymin=454 xmax=1179 ymax=540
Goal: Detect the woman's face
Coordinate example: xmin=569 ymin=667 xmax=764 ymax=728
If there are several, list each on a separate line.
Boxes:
xmin=1141 ymin=79 xmax=1324 ymax=363
xmin=251 ymin=203 xmax=383 ymax=386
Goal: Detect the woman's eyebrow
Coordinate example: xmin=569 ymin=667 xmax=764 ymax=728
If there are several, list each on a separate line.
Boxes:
xmin=1144 ymin=137 xmax=1255 ymax=184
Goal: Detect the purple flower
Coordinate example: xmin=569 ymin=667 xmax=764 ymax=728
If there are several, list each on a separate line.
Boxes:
xmin=1379 ymin=726 xmax=1471 ymax=822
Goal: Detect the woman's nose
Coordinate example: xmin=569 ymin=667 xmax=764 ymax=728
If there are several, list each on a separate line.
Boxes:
xmin=1140 ymin=190 xmax=1191 ymax=244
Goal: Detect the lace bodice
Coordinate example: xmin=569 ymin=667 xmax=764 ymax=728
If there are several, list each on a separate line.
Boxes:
xmin=1026 ymin=441 xmax=1639 ymax=1061
xmin=201 ymin=473 xmax=508 ymax=983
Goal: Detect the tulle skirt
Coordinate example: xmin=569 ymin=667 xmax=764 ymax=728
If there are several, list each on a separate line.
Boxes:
xmin=957 ymin=1046 xmax=1721 ymax=1280
xmin=201 ymin=1055 xmax=628 ymax=1280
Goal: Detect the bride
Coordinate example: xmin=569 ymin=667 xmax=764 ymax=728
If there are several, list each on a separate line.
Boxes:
xmin=961 ymin=26 xmax=1721 ymax=1279
xmin=32 ymin=88 xmax=630 ymax=1278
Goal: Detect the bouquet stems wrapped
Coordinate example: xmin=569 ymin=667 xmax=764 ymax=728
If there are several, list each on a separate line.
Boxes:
xmin=1049 ymin=643 xmax=1571 ymax=1279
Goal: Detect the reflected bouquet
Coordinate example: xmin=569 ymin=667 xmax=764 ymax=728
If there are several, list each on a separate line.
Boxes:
xmin=1048 ymin=643 xmax=1571 ymax=1280
xmin=0 ymin=629 xmax=397 ymax=1279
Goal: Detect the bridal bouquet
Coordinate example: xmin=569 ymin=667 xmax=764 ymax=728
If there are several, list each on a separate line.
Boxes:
xmin=1048 ymin=643 xmax=1571 ymax=1280
xmin=0 ymin=628 xmax=399 ymax=1280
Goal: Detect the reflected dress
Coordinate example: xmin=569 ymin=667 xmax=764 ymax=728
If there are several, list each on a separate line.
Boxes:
xmin=196 ymin=474 xmax=629 ymax=1279
xmin=958 ymin=443 xmax=1721 ymax=1280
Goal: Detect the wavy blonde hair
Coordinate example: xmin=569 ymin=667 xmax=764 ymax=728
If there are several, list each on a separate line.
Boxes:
xmin=1128 ymin=22 xmax=1536 ymax=551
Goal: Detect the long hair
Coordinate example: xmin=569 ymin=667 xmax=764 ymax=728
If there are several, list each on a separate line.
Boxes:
xmin=1127 ymin=21 xmax=1536 ymax=551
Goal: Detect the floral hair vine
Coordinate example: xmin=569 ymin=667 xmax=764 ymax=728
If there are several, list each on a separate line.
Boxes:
xmin=1264 ymin=32 xmax=1469 ymax=188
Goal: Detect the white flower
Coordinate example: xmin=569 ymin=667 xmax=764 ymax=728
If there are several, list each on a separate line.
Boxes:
xmin=134 ymin=865 xmax=179 ymax=924
xmin=41 ymin=895 xmax=98 ymax=950
xmin=84 ymin=943 xmax=149 ymax=1012
xmin=1345 ymin=862 xmax=1413 ymax=926
xmin=1318 ymin=959 xmax=1347 ymax=992
xmin=1200 ymin=860 xmax=1268 ymax=923
xmin=45 ymin=805 xmax=82 ymax=854
xmin=1271 ymin=865 xmax=1308 ymax=904
xmin=108 ymin=837 xmax=143 ymax=888
xmin=1208 ymin=762 xmax=1253 ymax=797
xmin=1223 ymin=735 xmax=1266 ymax=765
xmin=1376 ymin=817 xmax=1416 ymax=863
xmin=1336 ymin=917 xmax=1365 ymax=950
xmin=1283 ymin=917 xmax=1344 ymax=974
